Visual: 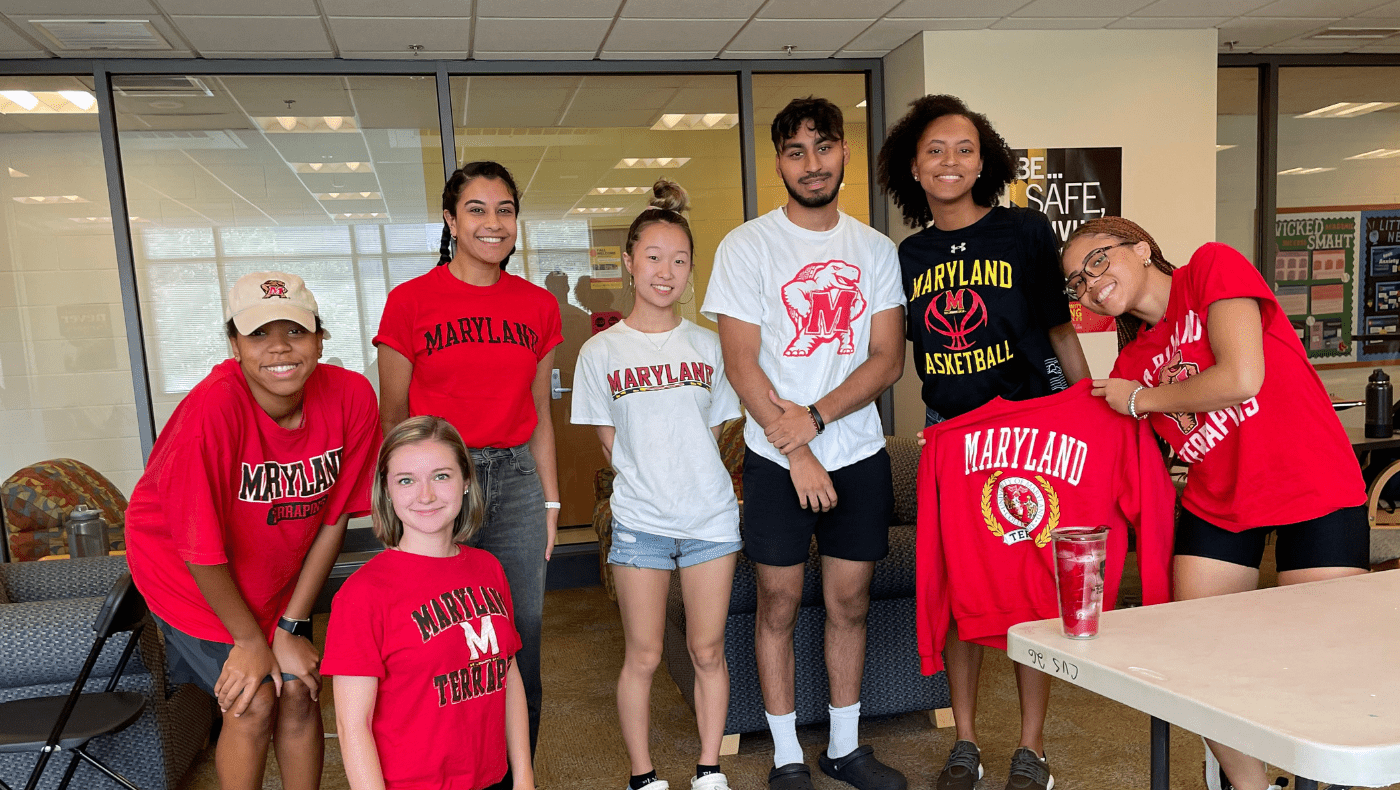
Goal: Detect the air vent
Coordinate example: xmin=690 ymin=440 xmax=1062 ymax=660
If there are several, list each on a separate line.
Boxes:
xmin=122 ymin=130 xmax=248 ymax=150
xmin=30 ymin=19 xmax=172 ymax=51
xmin=113 ymin=76 xmax=213 ymax=98
xmin=1308 ymin=27 xmax=1400 ymax=40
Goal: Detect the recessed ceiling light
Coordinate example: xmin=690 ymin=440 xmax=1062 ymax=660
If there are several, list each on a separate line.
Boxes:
xmin=254 ymin=116 xmax=358 ymax=133
xmin=614 ymin=157 xmax=690 ymax=169
xmin=292 ymin=162 xmax=374 ymax=174
xmin=317 ymin=191 xmax=381 ymax=200
xmin=650 ymin=113 xmax=737 ymax=131
xmin=13 ymin=195 xmax=89 ymax=204
xmin=590 ymin=186 xmax=651 ymax=195
xmin=0 ymin=91 xmax=38 ymax=110
xmin=1296 ymin=102 xmax=1399 ymax=119
xmin=8 ymin=167 xmax=28 ymax=177
xmin=856 ymin=100 xmax=867 ymax=108
xmin=58 ymin=90 xmax=95 ymax=110
xmin=571 ymin=207 xmax=626 ymax=214
xmin=1308 ymin=26 xmax=1400 ymax=40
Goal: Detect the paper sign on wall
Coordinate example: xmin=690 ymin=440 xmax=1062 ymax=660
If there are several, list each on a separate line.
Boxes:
xmin=590 ymin=246 xmax=622 ymax=289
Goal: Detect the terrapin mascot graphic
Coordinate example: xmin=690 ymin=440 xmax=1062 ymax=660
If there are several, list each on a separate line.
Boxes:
xmin=926 ymin=288 xmax=988 ymax=352
xmin=260 ymin=279 xmax=289 ymax=299
xmin=780 ymin=260 xmax=866 ymax=357
xmin=1156 ymin=349 xmax=1200 ymax=434
xmin=980 ymin=471 xmax=1057 ymax=547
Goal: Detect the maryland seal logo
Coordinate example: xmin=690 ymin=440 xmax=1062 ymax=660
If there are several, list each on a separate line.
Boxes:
xmin=261 ymin=279 xmax=289 ymax=299
xmin=980 ymin=471 xmax=1057 ymax=547
xmin=780 ymin=260 xmax=866 ymax=357
xmin=1156 ymin=349 xmax=1200 ymax=434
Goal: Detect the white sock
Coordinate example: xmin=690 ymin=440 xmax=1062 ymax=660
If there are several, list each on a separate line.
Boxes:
xmin=827 ymin=701 xmax=860 ymax=759
xmin=765 ymin=709 xmax=802 ymax=768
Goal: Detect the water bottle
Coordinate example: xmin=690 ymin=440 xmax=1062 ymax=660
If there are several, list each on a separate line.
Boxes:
xmin=1365 ymin=368 xmax=1393 ymax=439
xmin=65 ymin=504 xmax=110 ymax=558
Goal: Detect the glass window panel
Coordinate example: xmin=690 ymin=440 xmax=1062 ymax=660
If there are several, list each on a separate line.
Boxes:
xmin=752 ymin=73 xmax=870 ymax=224
xmin=114 ymin=74 xmax=443 ymax=426
xmin=0 ymin=75 xmax=146 ymax=503
xmin=1217 ymin=67 xmax=1258 ymax=262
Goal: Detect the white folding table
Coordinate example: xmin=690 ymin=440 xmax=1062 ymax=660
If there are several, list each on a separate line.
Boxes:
xmin=1007 ymin=571 xmax=1400 ymax=790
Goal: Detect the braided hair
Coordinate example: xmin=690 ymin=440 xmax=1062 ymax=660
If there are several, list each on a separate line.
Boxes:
xmin=1064 ymin=217 xmax=1175 ymax=351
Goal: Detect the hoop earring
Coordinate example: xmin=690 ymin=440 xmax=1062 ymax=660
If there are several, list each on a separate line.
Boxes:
xmin=679 ymin=279 xmax=695 ymax=305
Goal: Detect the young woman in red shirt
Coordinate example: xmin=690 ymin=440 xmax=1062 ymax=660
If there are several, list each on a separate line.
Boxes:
xmin=375 ymin=162 xmax=563 ymax=765
xmin=325 ymin=415 xmax=533 ymax=790
xmin=1062 ymin=217 xmax=1368 ymax=790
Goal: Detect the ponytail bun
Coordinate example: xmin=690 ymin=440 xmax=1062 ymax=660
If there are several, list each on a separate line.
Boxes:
xmin=649 ymin=178 xmax=689 ymax=214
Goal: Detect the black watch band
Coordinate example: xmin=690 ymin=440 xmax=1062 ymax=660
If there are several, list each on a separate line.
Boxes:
xmin=277 ymin=616 xmax=313 ymax=641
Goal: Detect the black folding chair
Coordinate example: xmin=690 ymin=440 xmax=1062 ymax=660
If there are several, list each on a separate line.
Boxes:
xmin=0 ymin=572 xmax=149 ymax=790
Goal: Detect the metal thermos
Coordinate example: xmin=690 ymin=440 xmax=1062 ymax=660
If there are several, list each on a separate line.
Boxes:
xmin=1366 ymin=368 xmax=1393 ymax=439
xmin=65 ymin=504 xmax=110 ymax=558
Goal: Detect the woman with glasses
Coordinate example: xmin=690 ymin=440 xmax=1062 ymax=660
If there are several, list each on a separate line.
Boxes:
xmin=875 ymin=94 xmax=1089 ymax=790
xmin=1062 ymin=217 xmax=1367 ymax=790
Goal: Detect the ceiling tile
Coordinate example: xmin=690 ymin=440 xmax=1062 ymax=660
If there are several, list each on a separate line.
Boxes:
xmin=757 ymin=0 xmax=899 ymax=18
xmin=328 ymin=16 xmax=472 ymax=52
xmin=603 ymin=18 xmax=745 ymax=51
xmin=1216 ymin=15 xmax=1333 ymax=45
xmin=990 ymin=17 xmax=1116 ymax=28
xmin=320 ymin=0 xmax=471 ymax=16
xmin=1 ymin=0 xmax=156 ymax=11
xmin=0 ymin=20 xmax=44 ymax=50
xmin=1106 ymin=15 xmax=1230 ymax=27
xmin=834 ymin=49 xmax=887 ymax=57
xmin=1340 ymin=15 xmax=1400 ymax=23
xmin=727 ymin=18 xmax=875 ymax=51
xmin=474 ymin=17 xmax=613 ymax=51
xmin=1247 ymin=0 xmax=1386 ymax=16
xmin=1358 ymin=0 xmax=1400 ymax=14
xmin=599 ymin=50 xmax=720 ymax=59
xmin=1132 ymin=0 xmax=1273 ymax=16
xmin=1013 ymin=0 xmax=1156 ymax=16
xmin=173 ymin=16 xmax=330 ymax=53
xmin=624 ymin=0 xmax=763 ymax=17
xmin=843 ymin=18 xmax=994 ymax=49
xmin=0 ymin=49 xmax=46 ymax=56
xmin=158 ymin=0 xmax=317 ymax=14
xmin=889 ymin=0 xmax=1027 ymax=16
xmin=472 ymin=50 xmax=597 ymax=60
xmin=1352 ymin=39 xmax=1400 ymax=49
xmin=478 ymin=0 xmax=621 ymax=16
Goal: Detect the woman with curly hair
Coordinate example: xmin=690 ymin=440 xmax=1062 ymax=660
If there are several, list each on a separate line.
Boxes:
xmin=876 ymin=95 xmax=1089 ymax=790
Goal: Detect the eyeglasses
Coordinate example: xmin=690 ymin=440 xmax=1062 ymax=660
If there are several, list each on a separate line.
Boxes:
xmin=1064 ymin=241 xmax=1135 ymax=299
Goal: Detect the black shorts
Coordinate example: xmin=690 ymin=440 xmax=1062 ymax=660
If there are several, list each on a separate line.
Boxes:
xmin=154 ymin=615 xmax=298 ymax=696
xmin=741 ymin=446 xmax=893 ymax=566
xmin=1174 ymin=505 xmax=1370 ymax=572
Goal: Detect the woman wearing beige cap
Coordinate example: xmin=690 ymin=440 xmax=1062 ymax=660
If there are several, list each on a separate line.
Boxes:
xmin=125 ymin=270 xmax=382 ymax=790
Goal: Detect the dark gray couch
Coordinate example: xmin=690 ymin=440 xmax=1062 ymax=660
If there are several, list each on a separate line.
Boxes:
xmin=662 ymin=436 xmax=950 ymax=738
xmin=0 ymin=556 xmax=211 ymax=790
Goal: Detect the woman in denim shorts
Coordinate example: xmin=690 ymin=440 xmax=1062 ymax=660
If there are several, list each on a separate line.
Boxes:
xmin=572 ymin=180 xmax=742 ymax=790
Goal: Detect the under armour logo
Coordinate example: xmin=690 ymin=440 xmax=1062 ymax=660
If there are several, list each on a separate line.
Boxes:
xmin=951 ymin=243 xmax=966 ymax=253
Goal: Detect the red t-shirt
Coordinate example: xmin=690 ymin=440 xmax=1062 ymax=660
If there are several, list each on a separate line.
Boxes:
xmin=916 ymin=382 xmax=1176 ymax=674
xmin=374 ymin=266 xmax=563 ymax=448
xmin=322 ymin=547 xmax=522 ymax=790
xmin=125 ymin=360 xmax=380 ymax=642
xmin=1111 ymin=243 xmax=1365 ymax=531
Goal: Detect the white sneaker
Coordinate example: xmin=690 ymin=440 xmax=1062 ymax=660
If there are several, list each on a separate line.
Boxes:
xmin=624 ymin=782 xmax=670 ymax=790
xmin=690 ymin=773 xmax=729 ymax=790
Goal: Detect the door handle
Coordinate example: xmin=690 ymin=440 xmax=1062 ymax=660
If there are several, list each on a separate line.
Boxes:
xmin=551 ymin=368 xmax=571 ymax=400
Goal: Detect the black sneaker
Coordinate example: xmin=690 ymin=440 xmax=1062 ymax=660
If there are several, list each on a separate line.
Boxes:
xmin=936 ymin=740 xmax=982 ymax=790
xmin=1004 ymin=747 xmax=1053 ymax=790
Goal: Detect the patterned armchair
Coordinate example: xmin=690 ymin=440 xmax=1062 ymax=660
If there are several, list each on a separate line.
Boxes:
xmin=2 ymin=459 xmax=128 ymax=562
xmin=0 ymin=556 xmax=211 ymax=790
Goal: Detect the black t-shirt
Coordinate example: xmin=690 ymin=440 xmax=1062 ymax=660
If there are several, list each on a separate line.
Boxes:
xmin=900 ymin=205 xmax=1072 ymax=421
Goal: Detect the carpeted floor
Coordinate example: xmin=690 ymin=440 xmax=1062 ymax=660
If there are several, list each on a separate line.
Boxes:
xmin=182 ymin=552 xmax=1397 ymax=790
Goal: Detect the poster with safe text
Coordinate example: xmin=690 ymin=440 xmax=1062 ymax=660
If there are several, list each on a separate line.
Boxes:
xmin=1008 ymin=147 xmax=1123 ymax=334
xmin=1273 ymin=210 xmax=1359 ymax=361
xmin=1358 ymin=208 xmax=1400 ymax=362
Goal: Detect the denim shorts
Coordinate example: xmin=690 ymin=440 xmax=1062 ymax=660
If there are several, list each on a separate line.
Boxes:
xmin=607 ymin=521 xmax=742 ymax=571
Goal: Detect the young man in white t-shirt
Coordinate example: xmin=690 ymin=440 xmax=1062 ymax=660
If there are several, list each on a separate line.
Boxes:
xmin=701 ymin=97 xmax=907 ymax=790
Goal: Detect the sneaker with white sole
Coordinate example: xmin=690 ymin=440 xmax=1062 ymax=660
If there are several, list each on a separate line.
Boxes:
xmin=936 ymin=740 xmax=982 ymax=790
xmin=1004 ymin=747 xmax=1053 ymax=790
xmin=691 ymin=773 xmax=730 ymax=790
xmin=624 ymin=781 xmax=670 ymax=790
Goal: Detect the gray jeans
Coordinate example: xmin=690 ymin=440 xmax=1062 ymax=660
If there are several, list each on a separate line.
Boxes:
xmin=466 ymin=443 xmax=546 ymax=757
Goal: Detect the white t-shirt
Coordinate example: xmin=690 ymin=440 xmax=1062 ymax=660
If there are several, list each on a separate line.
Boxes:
xmin=571 ymin=319 xmax=742 ymax=543
xmin=701 ymin=208 xmax=903 ymax=471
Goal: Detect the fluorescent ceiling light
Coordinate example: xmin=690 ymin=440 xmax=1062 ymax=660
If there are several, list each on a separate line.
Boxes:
xmin=1278 ymin=167 xmax=1336 ymax=175
xmin=590 ymin=186 xmax=650 ymax=195
xmin=292 ymin=162 xmax=374 ymax=174
xmin=58 ymin=90 xmax=95 ymax=110
xmin=571 ymin=207 xmax=626 ymax=214
xmin=254 ymin=116 xmax=358 ymax=133
xmin=337 ymin=212 xmax=384 ymax=219
xmin=614 ymin=157 xmax=691 ymax=169
xmin=650 ymin=114 xmax=737 ymax=131
xmin=856 ymin=100 xmax=867 ymax=108
xmin=8 ymin=167 xmax=27 ymax=177
xmin=1345 ymin=148 xmax=1400 ymax=160
xmin=13 ymin=194 xmax=89 ymax=204
xmin=70 ymin=216 xmax=148 ymax=223
xmin=1216 ymin=144 xmax=1237 ymax=151
xmin=1296 ymin=102 xmax=1398 ymax=119
xmin=0 ymin=90 xmax=38 ymax=110
xmin=317 ymin=192 xmax=381 ymax=200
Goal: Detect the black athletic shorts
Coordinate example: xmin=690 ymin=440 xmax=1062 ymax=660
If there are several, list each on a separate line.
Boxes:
xmin=741 ymin=445 xmax=893 ymax=566
xmin=1174 ymin=505 xmax=1370 ymax=572
xmin=154 ymin=614 xmax=298 ymax=697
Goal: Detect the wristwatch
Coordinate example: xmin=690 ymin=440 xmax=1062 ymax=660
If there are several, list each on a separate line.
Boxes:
xmin=277 ymin=615 xmax=313 ymax=641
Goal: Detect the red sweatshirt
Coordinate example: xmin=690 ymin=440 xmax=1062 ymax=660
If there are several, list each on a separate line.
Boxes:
xmin=916 ymin=381 xmax=1176 ymax=675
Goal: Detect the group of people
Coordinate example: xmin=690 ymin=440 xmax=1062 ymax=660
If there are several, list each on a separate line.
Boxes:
xmin=118 ymin=92 xmax=1370 ymax=790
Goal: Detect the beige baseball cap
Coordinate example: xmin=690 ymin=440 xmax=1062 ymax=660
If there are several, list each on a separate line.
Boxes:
xmin=225 ymin=271 xmax=330 ymax=339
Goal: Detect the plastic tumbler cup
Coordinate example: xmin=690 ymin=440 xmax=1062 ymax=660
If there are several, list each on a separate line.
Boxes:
xmin=1050 ymin=525 xmax=1109 ymax=639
